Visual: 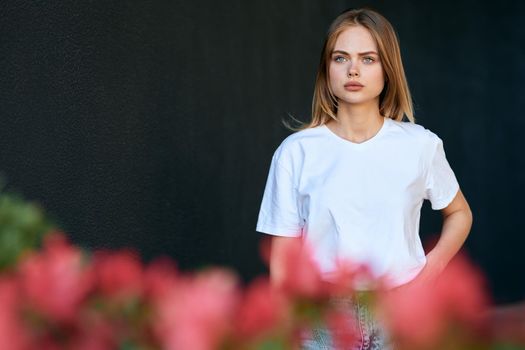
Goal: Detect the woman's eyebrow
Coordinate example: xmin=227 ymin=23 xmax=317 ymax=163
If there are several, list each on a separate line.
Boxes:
xmin=331 ymin=50 xmax=378 ymax=56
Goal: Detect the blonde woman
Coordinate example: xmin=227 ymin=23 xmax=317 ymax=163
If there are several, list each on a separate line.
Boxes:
xmin=255 ymin=7 xmax=473 ymax=349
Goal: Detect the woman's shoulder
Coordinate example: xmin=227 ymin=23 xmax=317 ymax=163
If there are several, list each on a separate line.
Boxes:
xmin=388 ymin=118 xmax=440 ymax=145
xmin=282 ymin=125 xmax=324 ymax=144
xmin=271 ymin=125 xmax=325 ymax=164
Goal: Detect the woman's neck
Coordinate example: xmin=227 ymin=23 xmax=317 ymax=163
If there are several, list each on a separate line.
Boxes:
xmin=327 ymin=103 xmax=384 ymax=143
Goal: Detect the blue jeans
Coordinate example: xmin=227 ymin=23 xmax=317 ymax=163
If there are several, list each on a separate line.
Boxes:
xmin=301 ymin=292 xmax=394 ymax=350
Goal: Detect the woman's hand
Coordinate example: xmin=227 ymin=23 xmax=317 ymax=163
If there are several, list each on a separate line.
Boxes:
xmin=388 ymin=253 xmax=446 ymax=295
xmin=391 ymin=189 xmax=473 ymax=294
xmin=412 ymin=252 xmax=446 ymax=286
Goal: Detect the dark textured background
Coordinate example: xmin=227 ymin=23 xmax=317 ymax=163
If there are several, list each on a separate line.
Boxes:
xmin=1 ymin=0 xmax=524 ymax=304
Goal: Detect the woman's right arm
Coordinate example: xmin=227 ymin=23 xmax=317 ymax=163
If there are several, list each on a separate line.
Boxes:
xmin=269 ymin=235 xmax=301 ymax=287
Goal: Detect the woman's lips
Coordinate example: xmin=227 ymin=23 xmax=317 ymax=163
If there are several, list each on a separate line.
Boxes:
xmin=344 ymin=85 xmax=363 ymax=91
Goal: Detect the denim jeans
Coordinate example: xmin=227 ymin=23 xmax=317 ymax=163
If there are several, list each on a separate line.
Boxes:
xmin=301 ymin=292 xmax=394 ymax=350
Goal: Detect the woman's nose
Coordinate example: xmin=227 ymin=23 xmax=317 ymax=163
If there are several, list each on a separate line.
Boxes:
xmin=347 ymin=60 xmax=359 ymax=77
xmin=348 ymin=65 xmax=359 ymax=77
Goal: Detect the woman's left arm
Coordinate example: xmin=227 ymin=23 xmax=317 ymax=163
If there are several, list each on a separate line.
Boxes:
xmin=415 ymin=188 xmax=473 ymax=284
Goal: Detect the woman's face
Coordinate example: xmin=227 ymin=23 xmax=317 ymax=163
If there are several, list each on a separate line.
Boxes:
xmin=328 ymin=25 xmax=385 ymax=108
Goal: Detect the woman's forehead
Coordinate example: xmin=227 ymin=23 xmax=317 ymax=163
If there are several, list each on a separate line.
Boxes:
xmin=333 ymin=26 xmax=378 ymax=53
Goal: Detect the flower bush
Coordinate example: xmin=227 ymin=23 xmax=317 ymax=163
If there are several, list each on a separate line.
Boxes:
xmin=0 ymin=187 xmax=524 ymax=349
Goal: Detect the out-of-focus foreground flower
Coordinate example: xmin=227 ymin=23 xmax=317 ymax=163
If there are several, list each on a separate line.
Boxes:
xmin=0 ymin=228 xmax=524 ymax=349
xmin=376 ymin=253 xmax=492 ymax=349
xmin=153 ymin=267 xmax=240 ymax=350
xmin=0 ymin=278 xmax=29 ymax=350
xmin=19 ymin=233 xmax=94 ymax=323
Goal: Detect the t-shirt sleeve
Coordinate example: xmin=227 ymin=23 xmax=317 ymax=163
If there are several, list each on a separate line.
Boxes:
xmin=255 ymin=154 xmax=304 ymax=237
xmin=424 ymin=132 xmax=460 ymax=210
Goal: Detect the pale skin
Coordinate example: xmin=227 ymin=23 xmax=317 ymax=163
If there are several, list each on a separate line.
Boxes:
xmin=269 ymin=25 xmax=473 ymax=290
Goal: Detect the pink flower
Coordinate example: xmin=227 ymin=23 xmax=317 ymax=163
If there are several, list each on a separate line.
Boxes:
xmin=487 ymin=302 xmax=525 ymax=345
xmin=378 ymin=275 xmax=445 ymax=346
xmin=275 ymin=238 xmax=326 ymax=298
xmin=153 ymin=268 xmax=240 ymax=350
xmin=0 ymin=278 xmax=29 ymax=350
xmin=92 ymin=249 xmax=143 ymax=300
xmin=69 ymin=309 xmax=117 ymax=350
xmin=435 ymin=254 xmax=490 ymax=324
xmin=234 ymin=276 xmax=289 ymax=340
xmin=18 ymin=232 xmax=94 ymax=323
xmin=325 ymin=259 xmax=375 ymax=296
xmin=325 ymin=309 xmax=359 ymax=349
xmin=376 ymin=253 xmax=489 ymax=347
xmin=143 ymin=257 xmax=179 ymax=299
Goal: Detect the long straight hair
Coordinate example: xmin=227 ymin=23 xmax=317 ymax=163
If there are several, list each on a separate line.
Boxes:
xmin=283 ymin=7 xmax=415 ymax=131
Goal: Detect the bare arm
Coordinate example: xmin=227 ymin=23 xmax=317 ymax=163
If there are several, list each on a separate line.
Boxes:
xmin=417 ymin=188 xmax=474 ymax=283
xmin=269 ymin=235 xmax=301 ymax=287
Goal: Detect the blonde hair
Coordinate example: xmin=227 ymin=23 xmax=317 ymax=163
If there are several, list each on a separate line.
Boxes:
xmin=283 ymin=7 xmax=415 ymax=131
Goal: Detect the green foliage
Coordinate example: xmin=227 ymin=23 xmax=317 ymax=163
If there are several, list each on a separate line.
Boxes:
xmin=0 ymin=179 xmax=56 ymax=271
xmin=491 ymin=343 xmax=525 ymax=350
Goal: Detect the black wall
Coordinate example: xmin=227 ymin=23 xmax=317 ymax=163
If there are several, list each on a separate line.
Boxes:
xmin=1 ymin=0 xmax=524 ymax=304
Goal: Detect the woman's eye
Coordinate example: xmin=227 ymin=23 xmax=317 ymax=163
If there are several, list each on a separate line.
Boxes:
xmin=363 ymin=57 xmax=375 ymax=63
xmin=334 ymin=56 xmax=346 ymax=62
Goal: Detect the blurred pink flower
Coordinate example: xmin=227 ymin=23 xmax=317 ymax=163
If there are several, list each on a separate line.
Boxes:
xmin=92 ymin=249 xmax=143 ymax=300
xmin=326 ymin=259 xmax=375 ymax=296
xmin=143 ymin=257 xmax=179 ymax=299
xmin=435 ymin=254 xmax=490 ymax=324
xmin=377 ymin=253 xmax=489 ymax=347
xmin=487 ymin=301 xmax=525 ymax=345
xmin=30 ymin=336 xmax=61 ymax=350
xmin=18 ymin=232 xmax=94 ymax=323
xmin=69 ymin=309 xmax=116 ymax=350
xmin=234 ymin=276 xmax=289 ymax=340
xmin=277 ymin=238 xmax=326 ymax=298
xmin=325 ymin=309 xmax=359 ymax=349
xmin=0 ymin=278 xmax=29 ymax=350
xmin=153 ymin=268 xmax=239 ymax=350
xmin=378 ymin=276 xmax=444 ymax=346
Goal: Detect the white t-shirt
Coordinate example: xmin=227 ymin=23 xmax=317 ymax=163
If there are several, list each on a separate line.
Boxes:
xmin=255 ymin=116 xmax=460 ymax=289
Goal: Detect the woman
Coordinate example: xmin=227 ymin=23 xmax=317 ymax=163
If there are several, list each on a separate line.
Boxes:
xmin=255 ymin=7 xmax=473 ymax=349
